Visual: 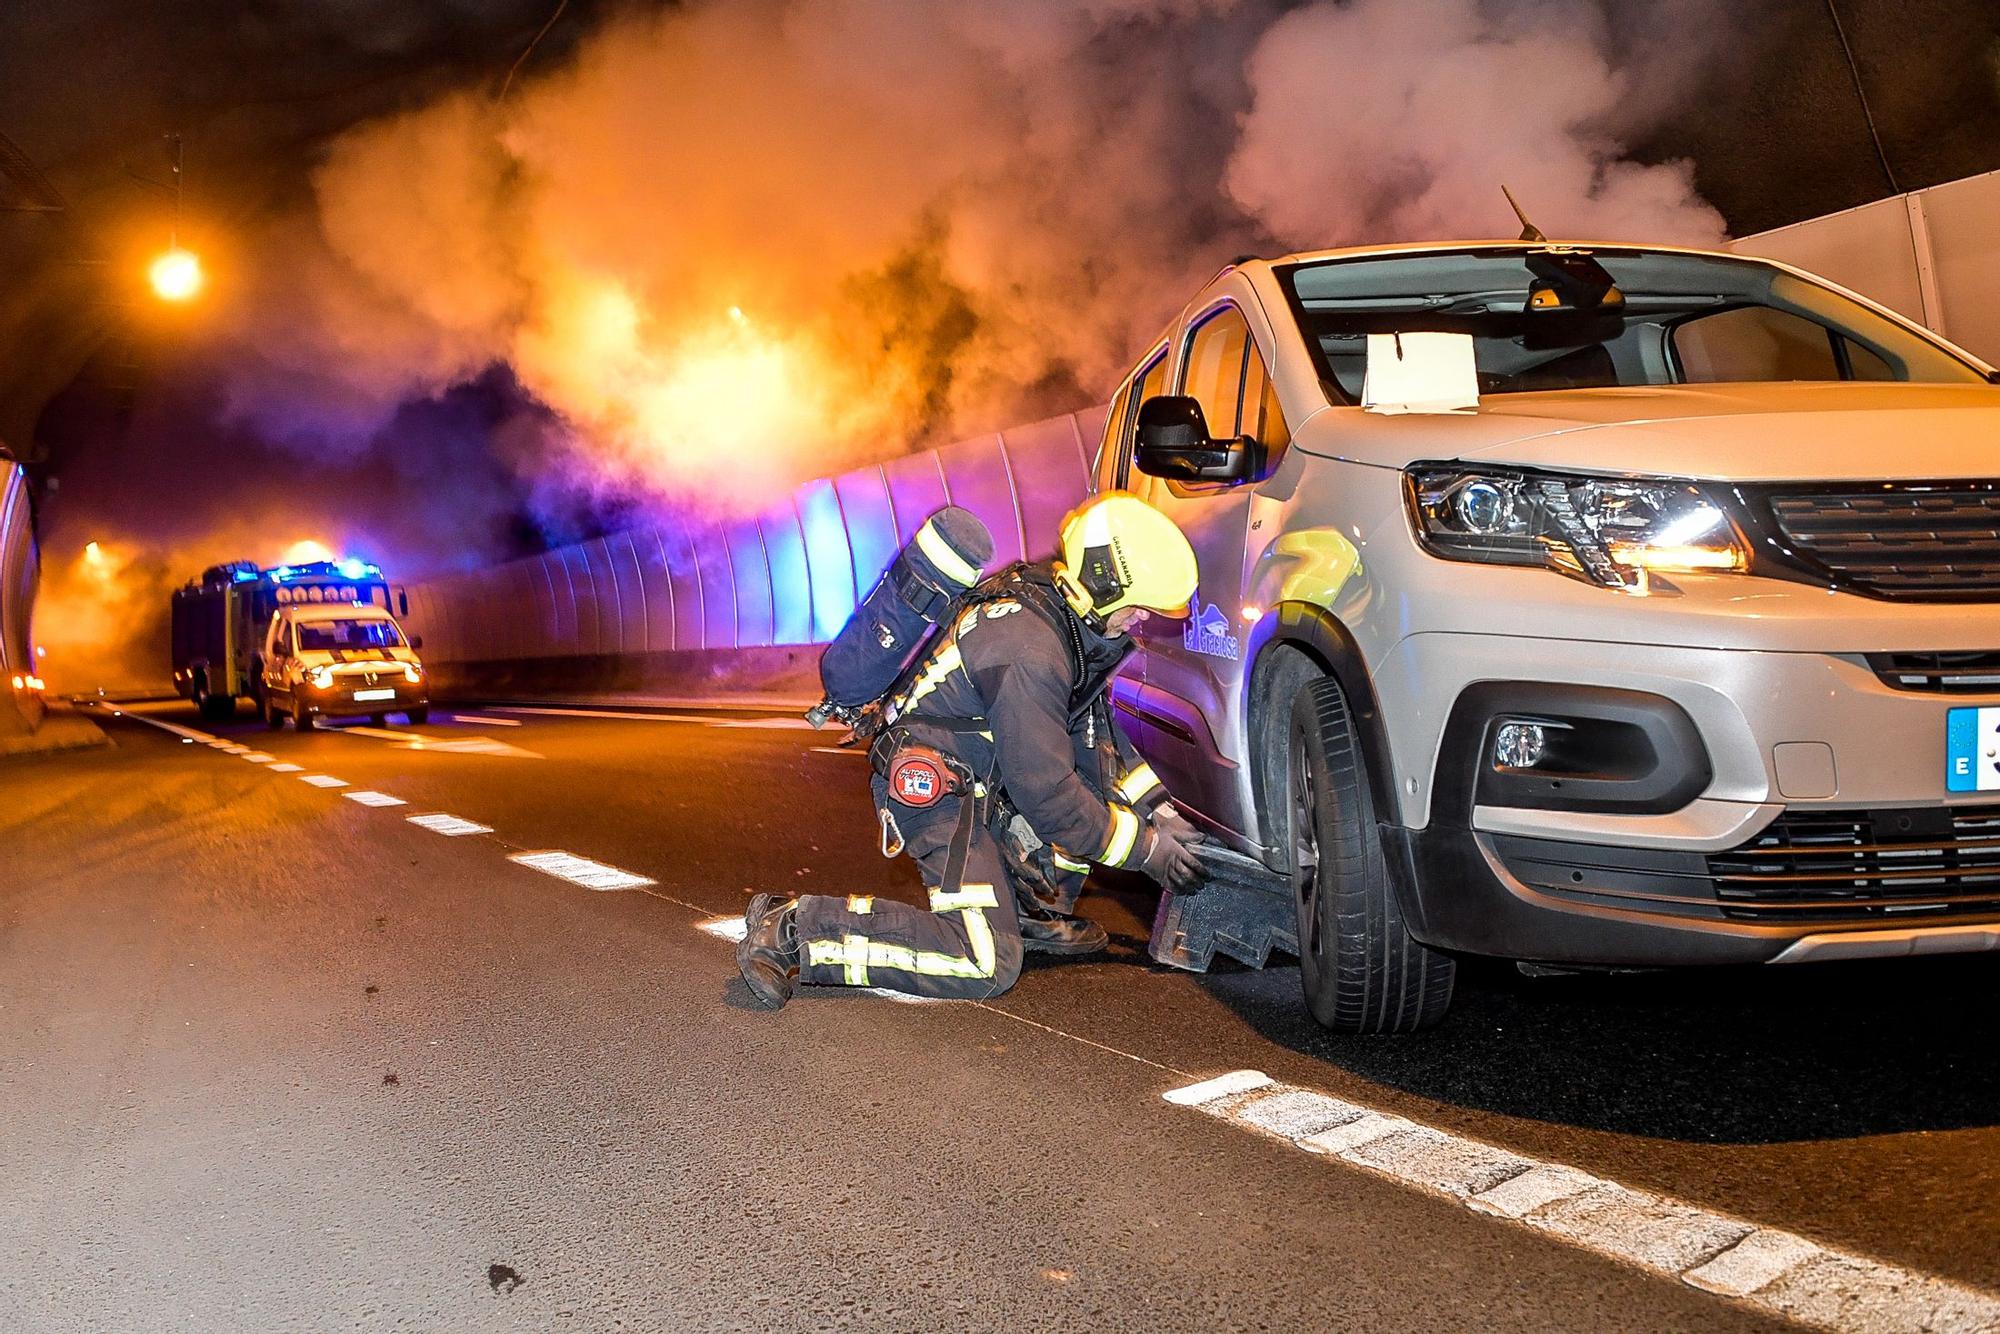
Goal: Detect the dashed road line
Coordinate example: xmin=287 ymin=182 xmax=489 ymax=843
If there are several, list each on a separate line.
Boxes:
xmin=239 ymin=751 xmax=276 ymax=764
xmin=119 ymin=714 xmax=215 ymax=744
xmin=510 ymin=851 xmax=655 ymax=891
xmin=300 ymin=775 xmax=348 ymax=788
xmin=268 ymin=762 xmax=303 ymax=773
xmin=343 ymin=790 xmax=406 ymax=808
xmin=442 ymin=713 xmax=522 ymax=727
xmin=407 ymin=813 xmax=494 ymax=837
xmin=1164 ymin=1071 xmax=2000 ymax=1332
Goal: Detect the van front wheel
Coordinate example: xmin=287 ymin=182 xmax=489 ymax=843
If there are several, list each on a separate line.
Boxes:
xmin=1288 ymin=677 xmax=1455 ymax=1033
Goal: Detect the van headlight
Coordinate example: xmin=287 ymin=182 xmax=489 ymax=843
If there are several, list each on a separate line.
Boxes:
xmin=402 ymin=664 xmax=422 ymax=683
xmin=309 ymin=666 xmax=335 ymax=689
xmin=1406 ymin=465 xmax=1748 ymax=589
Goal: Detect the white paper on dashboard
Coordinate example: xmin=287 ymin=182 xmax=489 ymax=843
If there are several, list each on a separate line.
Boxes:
xmin=1360 ymin=331 xmax=1480 ymax=415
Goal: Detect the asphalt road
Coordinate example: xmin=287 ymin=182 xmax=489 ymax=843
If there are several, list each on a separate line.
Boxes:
xmin=1 ymin=699 xmax=1995 ymax=1332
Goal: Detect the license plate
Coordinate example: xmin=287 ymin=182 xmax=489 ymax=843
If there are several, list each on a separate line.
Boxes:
xmin=352 ymin=688 xmax=396 ymax=702
xmin=1945 ymin=706 xmax=2000 ymax=791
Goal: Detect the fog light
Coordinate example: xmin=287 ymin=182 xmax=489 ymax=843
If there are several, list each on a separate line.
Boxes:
xmin=1493 ymin=721 xmax=1547 ymax=769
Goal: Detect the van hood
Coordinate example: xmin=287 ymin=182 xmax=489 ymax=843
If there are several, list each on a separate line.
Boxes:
xmin=298 ymin=647 xmax=420 ymax=669
xmin=1311 ymin=382 xmax=2000 ymax=482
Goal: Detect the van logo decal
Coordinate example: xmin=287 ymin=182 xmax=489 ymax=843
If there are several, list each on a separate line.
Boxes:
xmin=1183 ymin=597 xmax=1240 ymax=661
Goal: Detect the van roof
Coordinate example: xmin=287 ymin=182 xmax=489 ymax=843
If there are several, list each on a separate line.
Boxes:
xmin=279 ymin=602 xmax=396 ymax=624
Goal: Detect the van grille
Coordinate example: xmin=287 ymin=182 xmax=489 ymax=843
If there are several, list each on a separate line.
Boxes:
xmin=1706 ymin=807 xmax=2000 ymax=922
xmin=1764 ymin=488 xmax=2000 ymax=600
xmin=1867 ymin=651 xmax=2000 ymax=693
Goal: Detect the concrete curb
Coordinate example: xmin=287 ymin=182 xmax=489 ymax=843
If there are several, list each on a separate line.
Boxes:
xmin=0 ymin=710 xmax=110 ymax=759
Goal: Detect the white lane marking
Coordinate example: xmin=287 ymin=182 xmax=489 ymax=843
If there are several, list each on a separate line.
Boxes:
xmin=708 ymin=718 xmax=816 ymax=730
xmin=120 ymin=714 xmax=216 ymax=744
xmin=811 ymin=746 xmax=868 ymax=757
xmin=407 ymin=813 xmax=494 ymax=837
xmin=343 ymin=790 xmax=406 ymax=808
xmin=693 ymin=915 xmax=938 ymax=1004
xmin=510 ymin=851 xmax=655 ymax=891
xmin=300 ymin=775 xmax=348 ymax=788
xmin=1165 ymin=1072 xmax=2000 ymax=1332
xmin=442 ymin=713 xmax=522 ymax=727
xmin=239 ymin=752 xmax=276 ymax=764
xmin=268 ymin=763 xmax=303 ymax=773
xmin=336 ymin=725 xmax=542 ymax=759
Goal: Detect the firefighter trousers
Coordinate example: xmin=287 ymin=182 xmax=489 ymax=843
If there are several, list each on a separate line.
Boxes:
xmin=793 ymin=791 xmax=1025 ymax=1001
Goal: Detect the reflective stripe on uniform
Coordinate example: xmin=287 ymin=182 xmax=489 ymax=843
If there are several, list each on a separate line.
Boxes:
xmin=927 ymin=883 xmax=1000 ymax=912
xmin=1101 ymin=803 xmax=1140 ymax=866
xmin=803 ymin=883 xmax=1002 ymax=986
xmin=1115 ymin=763 xmax=1162 ymax=805
xmin=915 ymin=519 xmax=981 ymax=587
xmin=898 ymin=643 xmax=964 ymax=711
xmin=847 ymin=895 xmax=874 ymax=914
xmin=1050 ymin=848 xmax=1090 ymax=875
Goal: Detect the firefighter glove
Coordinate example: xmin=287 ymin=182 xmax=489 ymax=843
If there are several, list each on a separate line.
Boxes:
xmin=1138 ymin=809 xmax=1206 ymax=894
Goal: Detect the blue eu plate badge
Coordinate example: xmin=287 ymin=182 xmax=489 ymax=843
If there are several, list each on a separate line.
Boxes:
xmin=1945 ymin=707 xmax=2000 ymax=792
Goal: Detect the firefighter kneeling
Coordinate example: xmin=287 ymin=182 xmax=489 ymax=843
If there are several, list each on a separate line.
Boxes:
xmin=738 ymin=493 xmax=1205 ymax=1005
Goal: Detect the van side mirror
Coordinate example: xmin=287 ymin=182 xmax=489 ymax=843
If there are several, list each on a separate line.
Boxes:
xmin=410 ymin=635 xmax=424 ymax=651
xmin=1133 ymin=395 xmax=1259 ymax=484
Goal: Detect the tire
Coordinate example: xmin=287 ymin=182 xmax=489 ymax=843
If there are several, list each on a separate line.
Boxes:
xmin=264 ymin=696 xmax=284 ymax=730
xmin=197 ymin=690 xmax=236 ymax=722
xmin=370 ymin=713 xmax=389 ymax=728
xmin=406 ymin=705 xmax=429 ymax=725
xmin=293 ymin=700 xmax=315 ymax=732
xmin=1288 ymin=676 xmax=1455 ymax=1033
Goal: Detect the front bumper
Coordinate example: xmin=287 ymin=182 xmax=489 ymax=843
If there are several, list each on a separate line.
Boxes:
xmin=301 ymin=679 xmax=428 ymax=716
xmin=1383 ymin=632 xmax=2000 ymax=965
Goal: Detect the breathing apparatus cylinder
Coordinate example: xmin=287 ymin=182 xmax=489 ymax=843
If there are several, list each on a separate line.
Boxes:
xmin=808 ymin=506 xmax=995 ymax=728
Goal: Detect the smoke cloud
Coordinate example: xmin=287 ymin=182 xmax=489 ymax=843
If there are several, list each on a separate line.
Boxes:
xmin=219 ymin=0 xmax=1727 ymax=514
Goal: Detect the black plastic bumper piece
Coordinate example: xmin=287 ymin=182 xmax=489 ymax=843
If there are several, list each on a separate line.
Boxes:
xmin=1148 ymin=844 xmax=1297 ymax=972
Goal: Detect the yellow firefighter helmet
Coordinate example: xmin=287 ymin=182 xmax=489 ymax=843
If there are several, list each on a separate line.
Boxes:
xmin=1054 ymin=492 xmax=1198 ymax=627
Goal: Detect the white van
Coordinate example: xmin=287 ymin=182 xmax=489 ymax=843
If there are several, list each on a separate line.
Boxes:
xmin=260 ymin=602 xmax=428 ymax=730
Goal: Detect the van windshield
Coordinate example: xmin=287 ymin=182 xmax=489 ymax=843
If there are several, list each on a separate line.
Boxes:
xmin=297 ymin=619 xmax=404 ymax=652
xmin=1276 ymin=247 xmax=1987 ymax=402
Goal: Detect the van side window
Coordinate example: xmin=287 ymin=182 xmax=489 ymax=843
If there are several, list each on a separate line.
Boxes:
xmin=1181 ymin=306 xmax=1251 ymax=437
xmin=1101 ymin=349 xmax=1169 ymax=493
xmin=1241 ymin=339 xmax=1292 ymax=475
xmin=1094 ymin=382 xmax=1133 ymax=494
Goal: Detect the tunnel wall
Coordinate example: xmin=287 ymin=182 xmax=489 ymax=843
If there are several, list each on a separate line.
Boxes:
xmin=406 ymin=407 xmax=1106 ymax=699
xmin=1730 ymin=167 xmax=2000 ymax=365
xmin=0 ymin=460 xmax=41 ymax=736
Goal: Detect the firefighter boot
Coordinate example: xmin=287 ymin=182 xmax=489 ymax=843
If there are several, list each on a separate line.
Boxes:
xmin=1016 ymin=900 xmax=1111 ymax=956
xmin=738 ymin=894 xmax=801 ymax=1008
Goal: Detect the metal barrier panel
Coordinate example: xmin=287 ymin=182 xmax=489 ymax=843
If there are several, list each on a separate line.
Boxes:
xmin=660 ymin=523 xmax=705 ymax=651
xmin=936 ymin=434 xmax=1026 ymax=567
xmin=881 ymin=449 xmax=952 ymax=545
xmin=1919 ymin=172 xmax=2000 ymax=365
xmin=410 ymin=409 xmax=1106 ymax=671
xmin=832 ymin=465 xmax=899 ymax=609
xmin=796 ymin=478 xmax=857 ymax=642
xmin=759 ymin=504 xmax=812 ymax=646
xmin=726 ymin=517 xmax=775 ymax=648
xmin=692 ymin=524 xmax=737 ymax=651
xmin=610 ymin=530 xmax=648 ymax=656
xmin=1730 ymin=168 xmax=2000 ymax=364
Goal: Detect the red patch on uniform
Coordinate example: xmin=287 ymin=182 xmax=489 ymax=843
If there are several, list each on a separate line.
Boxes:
xmin=889 ymin=754 xmax=946 ymax=808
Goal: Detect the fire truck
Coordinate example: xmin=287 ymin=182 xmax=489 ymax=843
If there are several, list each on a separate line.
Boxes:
xmin=170 ymin=558 xmax=409 ymax=719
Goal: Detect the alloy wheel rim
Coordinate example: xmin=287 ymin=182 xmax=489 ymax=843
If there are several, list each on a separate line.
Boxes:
xmin=1290 ymin=725 xmax=1323 ymax=963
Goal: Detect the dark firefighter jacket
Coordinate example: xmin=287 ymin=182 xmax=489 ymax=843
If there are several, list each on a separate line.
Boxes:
xmin=887 ymin=563 xmax=1165 ymax=869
